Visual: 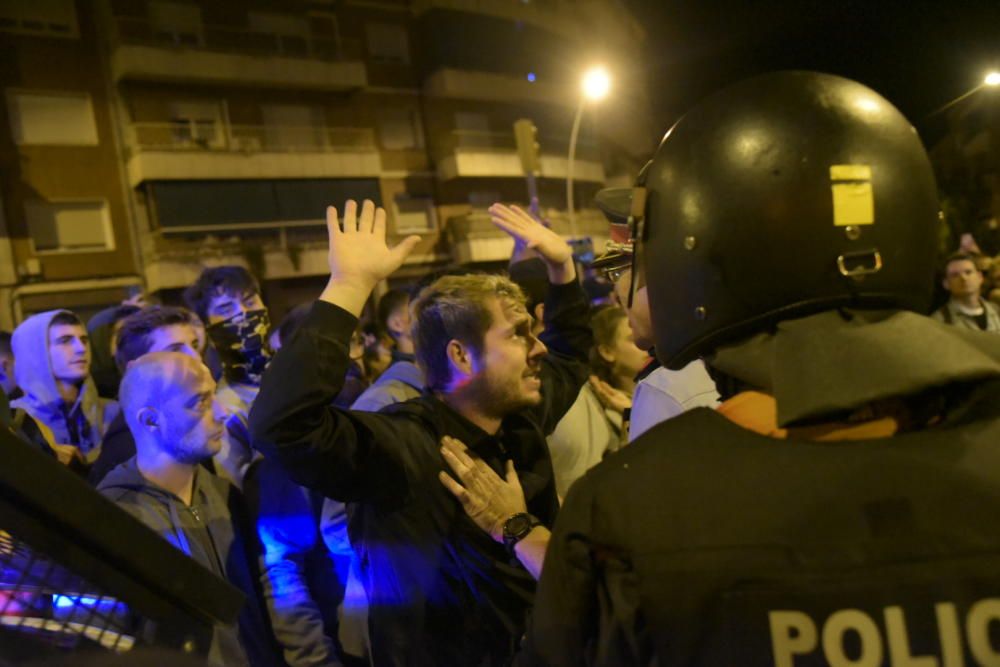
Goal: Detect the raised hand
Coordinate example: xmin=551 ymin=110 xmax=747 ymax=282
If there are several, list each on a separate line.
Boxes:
xmin=490 ymin=203 xmax=570 ymax=265
xmin=320 ymin=199 xmax=420 ymax=315
xmin=490 ymin=203 xmax=576 ymax=284
xmin=438 ymin=435 xmax=527 ymax=543
xmin=327 ymin=199 xmax=419 ymax=285
xmin=510 ymin=197 xmax=551 ymax=263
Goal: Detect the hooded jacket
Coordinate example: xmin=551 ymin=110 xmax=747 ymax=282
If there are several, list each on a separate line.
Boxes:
xmin=349 ymin=355 xmax=424 ymax=413
xmin=98 ymin=457 xmax=282 ymax=667
xmin=11 ymin=309 xmax=118 ymax=459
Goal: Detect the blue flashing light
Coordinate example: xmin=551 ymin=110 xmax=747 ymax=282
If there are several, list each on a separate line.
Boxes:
xmin=527 ymin=72 xmax=536 ymax=83
xmin=53 ymin=594 xmax=101 ymax=609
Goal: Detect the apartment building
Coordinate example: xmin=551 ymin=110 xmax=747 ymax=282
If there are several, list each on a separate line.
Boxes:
xmin=0 ymin=0 xmax=140 ymax=329
xmin=0 ymin=0 xmax=654 ymax=325
xmin=931 ymin=89 xmax=1000 ymax=253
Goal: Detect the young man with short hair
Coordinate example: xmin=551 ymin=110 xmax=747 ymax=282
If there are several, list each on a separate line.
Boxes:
xmin=11 ymin=310 xmax=119 ymax=467
xmin=185 ymin=266 xmax=271 ymax=485
xmin=89 ymin=306 xmax=205 ymax=484
xmin=932 ymin=251 xmax=1000 ymax=331
xmin=250 ymin=199 xmax=592 ymax=667
xmin=98 ymin=352 xmax=281 ymax=666
xmin=350 ymin=288 xmax=423 ymax=411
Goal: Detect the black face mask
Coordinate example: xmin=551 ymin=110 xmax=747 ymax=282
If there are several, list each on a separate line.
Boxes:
xmin=207 ymin=308 xmax=272 ymax=386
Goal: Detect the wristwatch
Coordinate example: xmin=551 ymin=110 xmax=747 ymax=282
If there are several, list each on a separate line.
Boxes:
xmin=502 ymin=512 xmax=541 ymax=557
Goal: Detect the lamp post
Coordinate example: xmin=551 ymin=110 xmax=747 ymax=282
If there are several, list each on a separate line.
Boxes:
xmin=928 ymin=71 xmax=1000 ymax=117
xmin=567 ymin=66 xmax=610 ymax=238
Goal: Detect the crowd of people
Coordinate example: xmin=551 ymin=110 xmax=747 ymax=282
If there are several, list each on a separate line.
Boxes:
xmin=4 ymin=70 xmax=1000 ymax=666
xmin=0 ymin=199 xmax=662 ymax=665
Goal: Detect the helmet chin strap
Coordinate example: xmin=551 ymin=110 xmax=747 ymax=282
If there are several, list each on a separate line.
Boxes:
xmin=626 ymin=188 xmax=648 ymax=309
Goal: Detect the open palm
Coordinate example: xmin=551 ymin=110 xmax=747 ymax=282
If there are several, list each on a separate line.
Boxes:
xmin=489 ymin=203 xmax=572 ymax=266
xmin=327 ymin=199 xmax=419 ymax=285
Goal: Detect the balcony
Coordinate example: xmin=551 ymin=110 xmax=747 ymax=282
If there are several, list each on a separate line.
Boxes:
xmin=423 ymin=68 xmax=575 ymax=109
xmin=126 ymin=122 xmax=381 ymax=186
xmin=448 ymin=207 xmax=610 ymax=264
xmin=110 ymin=16 xmax=366 ymax=91
xmin=435 ymin=129 xmax=605 ymax=182
xmin=412 ymin=0 xmax=581 ymax=40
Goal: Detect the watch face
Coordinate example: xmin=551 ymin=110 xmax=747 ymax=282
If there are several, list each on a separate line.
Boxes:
xmin=505 ymin=515 xmax=531 ymax=537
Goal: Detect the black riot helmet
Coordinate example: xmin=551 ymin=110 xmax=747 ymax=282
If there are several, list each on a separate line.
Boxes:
xmin=597 ymin=71 xmax=939 ymax=370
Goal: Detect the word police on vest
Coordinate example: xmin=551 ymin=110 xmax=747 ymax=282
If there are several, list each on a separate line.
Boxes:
xmin=770 ymin=600 xmax=1000 ymax=666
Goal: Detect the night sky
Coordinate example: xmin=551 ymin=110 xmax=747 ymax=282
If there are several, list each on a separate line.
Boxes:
xmin=626 ymin=0 xmax=1000 ymax=145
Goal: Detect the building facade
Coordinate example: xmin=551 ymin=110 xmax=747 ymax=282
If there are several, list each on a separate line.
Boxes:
xmin=931 ymin=87 xmax=1000 ymax=255
xmin=0 ymin=0 xmax=654 ymax=326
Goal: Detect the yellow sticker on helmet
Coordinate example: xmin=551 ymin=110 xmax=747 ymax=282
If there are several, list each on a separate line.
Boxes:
xmin=830 ymin=164 xmax=874 ymax=226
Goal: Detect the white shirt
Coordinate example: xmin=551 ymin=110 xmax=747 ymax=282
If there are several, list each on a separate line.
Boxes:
xmin=629 ymin=359 xmax=720 ymax=442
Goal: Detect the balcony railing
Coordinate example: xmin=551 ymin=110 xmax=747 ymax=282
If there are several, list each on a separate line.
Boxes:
xmin=130 ymin=122 xmax=376 ymax=154
xmin=411 ymin=0 xmax=578 ymax=39
xmin=441 ymin=129 xmax=600 ymax=159
xmin=112 ymin=16 xmax=363 ymax=61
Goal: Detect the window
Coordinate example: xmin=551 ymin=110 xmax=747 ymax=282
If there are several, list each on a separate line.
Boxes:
xmin=394 ymin=196 xmax=436 ymax=234
xmin=0 ymin=0 xmax=78 ymax=38
xmin=25 ymin=200 xmax=114 ymax=254
xmin=365 ymin=23 xmax=409 ymax=65
xmin=7 ymin=91 xmax=98 ymax=145
xmin=307 ymin=12 xmax=341 ymax=59
xmin=148 ymin=1 xmax=203 ymax=46
xmin=377 ymin=108 xmax=423 ymax=150
xmin=168 ymin=101 xmax=222 ymax=148
xmin=247 ymin=11 xmax=310 ymax=57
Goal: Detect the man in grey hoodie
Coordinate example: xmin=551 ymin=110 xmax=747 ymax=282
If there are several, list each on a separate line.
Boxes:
xmin=11 ymin=309 xmax=119 ymax=468
xmin=97 ymin=352 xmax=281 ymax=666
xmin=350 ymin=287 xmax=424 ymax=411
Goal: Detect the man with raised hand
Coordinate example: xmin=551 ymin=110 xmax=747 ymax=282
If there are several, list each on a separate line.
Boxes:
xmin=250 ymin=199 xmax=591 ymax=667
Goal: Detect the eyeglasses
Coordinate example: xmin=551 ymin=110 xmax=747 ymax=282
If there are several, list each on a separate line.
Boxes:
xmin=601 ymin=263 xmax=631 ymax=284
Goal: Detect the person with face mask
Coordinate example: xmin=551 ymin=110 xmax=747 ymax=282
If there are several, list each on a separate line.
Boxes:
xmin=98 ymin=352 xmax=282 ymax=667
xmin=184 ymin=266 xmax=272 ymax=487
xmin=10 ymin=310 xmax=120 ymax=469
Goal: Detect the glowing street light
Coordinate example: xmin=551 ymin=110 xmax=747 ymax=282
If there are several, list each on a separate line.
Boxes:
xmin=582 ymin=67 xmax=611 ymax=101
xmin=929 ymin=70 xmax=1000 ymax=117
xmin=568 ymin=67 xmax=611 ymax=237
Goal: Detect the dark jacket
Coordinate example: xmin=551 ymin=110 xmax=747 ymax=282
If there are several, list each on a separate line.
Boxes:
xmin=86 ymin=305 xmax=124 ymax=399
xmin=518 ymin=309 xmax=1000 ymax=666
xmin=98 ymin=458 xmax=283 ymax=667
xmin=249 ymin=281 xmax=591 ymax=667
xmin=88 ymin=411 xmax=133 ymax=485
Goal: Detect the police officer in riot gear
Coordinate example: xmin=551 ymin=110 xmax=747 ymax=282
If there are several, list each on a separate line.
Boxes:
xmin=439 ymin=71 xmax=1000 ymax=665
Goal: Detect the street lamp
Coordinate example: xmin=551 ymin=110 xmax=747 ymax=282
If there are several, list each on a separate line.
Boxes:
xmin=928 ymin=71 xmax=1000 ymax=117
xmin=567 ymin=66 xmax=610 ymax=237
